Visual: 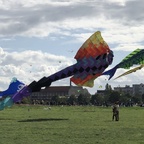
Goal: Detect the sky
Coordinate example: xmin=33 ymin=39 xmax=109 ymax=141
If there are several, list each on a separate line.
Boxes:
xmin=0 ymin=0 xmax=144 ymax=94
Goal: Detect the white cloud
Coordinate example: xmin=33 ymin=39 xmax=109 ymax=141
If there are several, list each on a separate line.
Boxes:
xmin=0 ymin=47 xmax=74 ymax=90
xmin=0 ymin=0 xmax=144 ymax=94
xmin=107 ymin=0 xmax=127 ymax=6
xmin=0 ymin=0 xmax=143 ymax=53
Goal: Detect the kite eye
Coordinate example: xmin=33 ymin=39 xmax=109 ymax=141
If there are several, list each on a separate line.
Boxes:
xmin=17 ymin=84 xmax=25 ymax=92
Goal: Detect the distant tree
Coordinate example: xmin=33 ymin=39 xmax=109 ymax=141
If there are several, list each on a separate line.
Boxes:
xmin=105 ymin=83 xmax=112 ymax=91
xmin=96 ymin=94 xmax=105 ymax=106
xmin=59 ymin=96 xmax=68 ymax=105
xmin=91 ymin=94 xmax=97 ymax=105
xmin=104 ymin=84 xmax=113 ymax=103
xmin=119 ymin=93 xmax=129 ymax=103
xmin=109 ymin=91 xmax=120 ymax=103
xmin=142 ymin=94 xmax=144 ymax=102
xmin=51 ymin=95 xmax=59 ymax=105
xmin=132 ymin=96 xmax=141 ymax=104
xmin=90 ymin=94 xmax=107 ymax=105
xmin=78 ymin=94 xmax=90 ymax=105
xmin=67 ymin=95 xmax=77 ymax=105
xmin=132 ymin=93 xmax=142 ymax=104
xmin=21 ymin=96 xmax=31 ymax=104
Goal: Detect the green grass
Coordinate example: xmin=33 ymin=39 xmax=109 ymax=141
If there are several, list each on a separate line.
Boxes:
xmin=0 ymin=105 xmax=144 ymax=144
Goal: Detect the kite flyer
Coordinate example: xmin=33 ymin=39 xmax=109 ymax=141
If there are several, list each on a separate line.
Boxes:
xmin=112 ymin=102 xmax=119 ymax=121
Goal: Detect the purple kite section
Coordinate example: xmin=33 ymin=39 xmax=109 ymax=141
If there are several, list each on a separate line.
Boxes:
xmin=11 ymin=86 xmax=32 ymax=102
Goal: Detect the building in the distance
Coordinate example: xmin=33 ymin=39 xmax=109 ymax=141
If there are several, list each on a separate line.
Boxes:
xmin=132 ymin=84 xmax=144 ymax=96
xmin=114 ymin=85 xmax=133 ymax=95
xmin=30 ymin=81 xmax=90 ymax=103
xmin=114 ymin=83 xmax=144 ymax=96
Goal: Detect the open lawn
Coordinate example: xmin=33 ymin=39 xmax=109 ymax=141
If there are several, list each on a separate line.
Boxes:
xmin=0 ymin=105 xmax=144 ymax=144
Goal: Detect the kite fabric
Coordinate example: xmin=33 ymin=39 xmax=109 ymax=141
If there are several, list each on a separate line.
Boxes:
xmin=0 ymin=77 xmax=25 ymax=97
xmin=0 ymin=78 xmax=25 ymax=110
xmin=0 ymin=31 xmax=114 ymax=110
xmin=0 ymin=97 xmax=13 ymax=110
xmin=102 ymin=49 xmax=144 ymax=80
xmin=114 ymin=64 xmax=144 ymax=80
xmin=0 ymin=87 xmax=30 ymax=110
xmin=29 ymin=31 xmax=113 ymax=93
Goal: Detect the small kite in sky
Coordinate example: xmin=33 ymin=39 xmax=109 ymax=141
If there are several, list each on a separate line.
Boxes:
xmin=99 ymin=85 xmax=102 ymax=88
xmin=102 ymin=49 xmax=144 ymax=80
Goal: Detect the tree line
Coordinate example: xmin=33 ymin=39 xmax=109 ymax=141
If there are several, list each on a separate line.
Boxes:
xmin=22 ymin=89 xmax=144 ymax=106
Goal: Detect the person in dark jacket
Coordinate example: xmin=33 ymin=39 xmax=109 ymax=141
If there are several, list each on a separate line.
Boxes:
xmin=112 ymin=102 xmax=119 ymax=121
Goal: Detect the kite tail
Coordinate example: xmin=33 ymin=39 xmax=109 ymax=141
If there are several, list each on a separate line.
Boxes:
xmin=28 ymin=77 xmax=52 ymax=92
xmin=0 ymin=86 xmax=31 ymax=110
xmin=102 ymin=66 xmax=118 ymax=80
xmin=11 ymin=86 xmax=32 ymax=102
xmin=37 ymin=77 xmax=52 ymax=89
xmin=29 ymin=64 xmax=76 ymax=92
xmin=0 ymin=97 xmax=14 ymax=110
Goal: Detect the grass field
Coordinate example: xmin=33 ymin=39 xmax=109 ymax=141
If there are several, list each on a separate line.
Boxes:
xmin=0 ymin=105 xmax=144 ymax=144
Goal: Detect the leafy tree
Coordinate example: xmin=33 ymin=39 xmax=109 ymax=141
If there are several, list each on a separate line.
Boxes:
xmin=78 ymin=94 xmax=90 ymax=105
xmin=119 ymin=93 xmax=129 ymax=103
xmin=59 ymin=96 xmax=68 ymax=105
xmin=21 ymin=96 xmax=31 ymax=104
xmin=105 ymin=83 xmax=112 ymax=91
xmin=142 ymin=94 xmax=144 ymax=102
xmin=132 ymin=96 xmax=141 ymax=104
xmin=51 ymin=95 xmax=59 ymax=105
xmin=109 ymin=91 xmax=120 ymax=103
xmin=91 ymin=93 xmax=108 ymax=106
xmin=104 ymin=84 xmax=113 ymax=103
xmin=91 ymin=94 xmax=97 ymax=105
xmin=96 ymin=94 xmax=105 ymax=105
xmin=132 ymin=93 xmax=142 ymax=103
xmin=67 ymin=95 xmax=77 ymax=105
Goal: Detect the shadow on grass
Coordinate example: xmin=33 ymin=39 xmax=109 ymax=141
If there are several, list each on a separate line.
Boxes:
xmin=18 ymin=118 xmax=69 ymax=122
xmin=73 ymin=110 xmax=96 ymax=112
xmin=104 ymin=120 xmax=120 ymax=122
xmin=0 ymin=118 xmax=15 ymax=120
xmin=83 ymin=110 xmax=96 ymax=112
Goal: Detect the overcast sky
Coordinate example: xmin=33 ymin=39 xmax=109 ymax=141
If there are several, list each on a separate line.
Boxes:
xmin=0 ymin=0 xmax=144 ymax=94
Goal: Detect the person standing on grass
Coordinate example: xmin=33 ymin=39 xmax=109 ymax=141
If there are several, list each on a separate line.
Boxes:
xmin=112 ymin=102 xmax=119 ymax=121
